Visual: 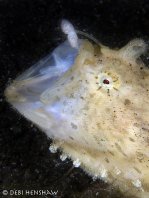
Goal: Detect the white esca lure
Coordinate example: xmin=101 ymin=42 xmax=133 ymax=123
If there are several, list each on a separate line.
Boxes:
xmin=5 ymin=20 xmax=149 ymax=198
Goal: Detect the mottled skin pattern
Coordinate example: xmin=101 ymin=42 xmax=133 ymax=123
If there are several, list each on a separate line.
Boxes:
xmin=5 ymin=39 xmax=149 ymax=198
xmin=42 ymin=40 xmax=149 ymax=198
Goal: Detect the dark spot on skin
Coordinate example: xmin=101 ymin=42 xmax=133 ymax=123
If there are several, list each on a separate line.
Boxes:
xmin=69 ymin=136 xmax=74 ymax=140
xmin=115 ymin=143 xmax=127 ymax=157
xmin=138 ymin=159 xmax=142 ymax=163
xmin=136 ymin=152 xmax=144 ymax=162
xmin=105 ymin=158 xmax=110 ymax=163
xmin=80 ymin=96 xmax=84 ymax=100
xmin=124 ymin=99 xmax=131 ymax=105
xmin=71 ymin=76 xmax=74 ymax=81
xmin=70 ymin=93 xmax=74 ymax=98
xmin=129 ymin=137 xmax=135 ymax=142
xmin=71 ymin=122 xmax=78 ymax=129
xmin=85 ymin=80 xmax=89 ymax=84
xmin=104 ymin=88 xmax=110 ymax=96
xmin=106 ymin=108 xmax=110 ymax=112
xmin=140 ymin=67 xmax=143 ymax=70
xmin=97 ymin=86 xmax=102 ymax=90
xmin=134 ymin=167 xmax=142 ymax=174
xmin=142 ymin=128 xmax=149 ymax=132
xmin=100 ymin=139 xmax=105 ymax=141
xmin=113 ymin=87 xmax=118 ymax=91
xmin=109 ymin=151 xmax=115 ymax=156
xmin=96 ymin=123 xmax=100 ymax=129
xmin=134 ymin=123 xmax=140 ymax=127
xmin=63 ymin=101 xmax=67 ymax=106
xmin=90 ymin=93 xmax=95 ymax=98
xmin=55 ymin=96 xmax=60 ymax=101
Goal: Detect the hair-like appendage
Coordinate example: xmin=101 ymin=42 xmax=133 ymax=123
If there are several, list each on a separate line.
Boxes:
xmin=76 ymin=30 xmax=101 ymax=47
xmin=119 ymin=39 xmax=147 ymax=62
xmin=61 ymin=19 xmax=79 ymax=49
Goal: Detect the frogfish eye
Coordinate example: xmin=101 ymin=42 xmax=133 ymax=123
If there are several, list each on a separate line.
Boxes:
xmin=97 ymin=71 xmax=121 ymax=90
xmin=103 ymin=79 xmax=110 ymax=84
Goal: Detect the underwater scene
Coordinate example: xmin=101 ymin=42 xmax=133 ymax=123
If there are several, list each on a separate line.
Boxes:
xmin=1 ymin=1 xmax=149 ymax=198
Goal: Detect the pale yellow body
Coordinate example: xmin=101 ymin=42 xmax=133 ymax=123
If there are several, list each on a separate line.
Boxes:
xmin=48 ymin=40 xmax=149 ymax=198
xmin=5 ymin=39 xmax=149 ymax=198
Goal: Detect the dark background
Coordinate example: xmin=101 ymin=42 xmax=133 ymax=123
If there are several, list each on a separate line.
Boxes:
xmin=0 ymin=0 xmax=149 ymax=197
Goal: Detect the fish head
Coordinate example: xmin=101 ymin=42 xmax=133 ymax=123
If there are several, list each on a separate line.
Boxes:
xmin=5 ymin=39 xmax=149 ymax=149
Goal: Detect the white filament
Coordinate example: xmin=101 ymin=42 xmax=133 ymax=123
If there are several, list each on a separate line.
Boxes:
xmin=61 ymin=19 xmax=79 ymax=49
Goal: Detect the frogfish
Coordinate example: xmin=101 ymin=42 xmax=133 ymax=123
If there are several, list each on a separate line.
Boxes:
xmin=5 ymin=20 xmax=149 ymax=198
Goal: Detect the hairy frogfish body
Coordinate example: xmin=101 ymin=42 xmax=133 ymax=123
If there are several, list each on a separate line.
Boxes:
xmin=5 ymin=20 xmax=149 ymax=198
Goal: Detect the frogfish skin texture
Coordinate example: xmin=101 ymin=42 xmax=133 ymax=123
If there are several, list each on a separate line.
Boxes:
xmin=5 ymin=21 xmax=149 ymax=198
